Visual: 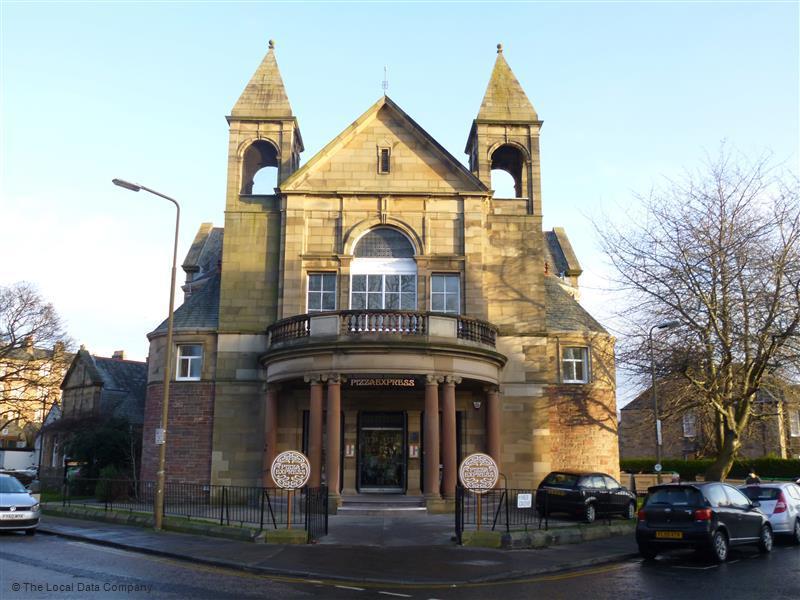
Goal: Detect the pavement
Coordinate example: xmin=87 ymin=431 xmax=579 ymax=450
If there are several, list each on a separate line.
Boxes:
xmin=36 ymin=513 xmax=639 ymax=585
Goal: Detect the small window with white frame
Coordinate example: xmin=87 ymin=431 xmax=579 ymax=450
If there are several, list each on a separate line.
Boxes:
xmin=430 ymin=273 xmax=460 ymax=314
xmin=307 ymin=273 xmax=337 ymax=312
xmin=790 ymin=409 xmax=800 ymax=437
xmin=176 ymin=344 xmax=203 ymax=381
xmin=682 ymin=412 xmax=697 ymax=438
xmin=561 ymin=347 xmax=589 ymax=383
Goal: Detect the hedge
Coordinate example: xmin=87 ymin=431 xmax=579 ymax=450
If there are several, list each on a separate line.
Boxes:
xmin=621 ymin=458 xmax=800 ymax=480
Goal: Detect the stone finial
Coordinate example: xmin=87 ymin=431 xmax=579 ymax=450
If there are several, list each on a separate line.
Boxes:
xmin=268 ymin=39 xmax=275 ymax=50
xmin=79 ymin=344 xmax=86 ymax=351
xmin=497 ymin=43 xmax=503 ymax=54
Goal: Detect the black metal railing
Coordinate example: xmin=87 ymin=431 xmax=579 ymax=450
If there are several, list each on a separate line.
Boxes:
xmin=41 ymin=478 xmax=328 ymax=541
xmin=456 ymin=486 xmax=544 ymax=543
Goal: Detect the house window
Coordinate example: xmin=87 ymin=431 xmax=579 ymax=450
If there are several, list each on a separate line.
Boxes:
xmin=378 ymin=147 xmax=391 ymax=174
xmin=176 ymin=344 xmax=202 ymax=381
xmin=307 ymin=273 xmax=337 ymax=312
xmin=561 ymin=347 xmax=589 ymax=383
xmin=431 ymin=274 xmax=460 ymax=314
xmin=683 ymin=412 xmax=697 ymax=438
xmin=790 ymin=409 xmax=800 ymax=437
xmin=351 ymin=274 xmax=416 ymax=310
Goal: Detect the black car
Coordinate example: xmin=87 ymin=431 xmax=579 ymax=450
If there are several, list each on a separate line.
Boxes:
xmin=535 ymin=471 xmax=637 ymax=523
xmin=636 ymin=482 xmax=773 ymax=562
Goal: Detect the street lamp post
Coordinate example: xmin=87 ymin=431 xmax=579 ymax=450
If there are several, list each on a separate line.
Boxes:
xmin=649 ymin=320 xmax=681 ymax=484
xmin=113 ymin=178 xmax=180 ymax=531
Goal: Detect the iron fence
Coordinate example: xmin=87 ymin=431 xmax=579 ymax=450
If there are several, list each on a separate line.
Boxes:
xmin=40 ymin=477 xmax=328 ymax=541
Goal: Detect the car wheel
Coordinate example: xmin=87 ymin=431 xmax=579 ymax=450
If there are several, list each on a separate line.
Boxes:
xmin=639 ymin=544 xmax=657 ymax=560
xmin=758 ymin=525 xmax=773 ymax=553
xmin=24 ymin=529 xmax=36 ymax=536
xmin=625 ymin=501 xmax=636 ymax=520
xmin=792 ymin=519 xmax=800 ymax=545
xmin=710 ymin=530 xmax=729 ymax=563
xmin=585 ymin=503 xmax=596 ymax=524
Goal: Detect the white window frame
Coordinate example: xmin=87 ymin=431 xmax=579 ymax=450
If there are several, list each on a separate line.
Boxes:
xmin=561 ymin=347 xmax=589 ymax=384
xmin=430 ymin=273 xmax=461 ymax=314
xmin=350 ymin=257 xmax=417 ymax=310
xmin=682 ymin=412 xmax=697 ymax=438
xmin=790 ymin=409 xmax=800 ymax=437
xmin=307 ymin=272 xmax=337 ymax=313
xmin=176 ymin=344 xmax=203 ymax=381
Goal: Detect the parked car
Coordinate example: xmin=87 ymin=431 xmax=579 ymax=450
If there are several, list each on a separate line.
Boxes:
xmin=0 ymin=469 xmax=37 ymax=487
xmin=740 ymin=482 xmax=800 ymax=544
xmin=636 ymin=482 xmax=772 ymax=562
xmin=0 ymin=473 xmax=40 ymax=535
xmin=535 ymin=471 xmax=637 ymax=523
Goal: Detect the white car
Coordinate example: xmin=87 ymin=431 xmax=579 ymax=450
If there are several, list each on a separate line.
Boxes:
xmin=741 ymin=482 xmax=800 ymax=544
xmin=0 ymin=473 xmax=40 ymax=535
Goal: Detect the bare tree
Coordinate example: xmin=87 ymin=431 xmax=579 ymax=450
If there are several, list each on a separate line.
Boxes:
xmin=600 ymin=150 xmax=800 ymax=480
xmin=0 ymin=282 xmax=72 ymax=436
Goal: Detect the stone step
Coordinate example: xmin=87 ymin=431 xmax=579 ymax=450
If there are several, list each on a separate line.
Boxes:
xmin=338 ymin=494 xmax=426 ymax=515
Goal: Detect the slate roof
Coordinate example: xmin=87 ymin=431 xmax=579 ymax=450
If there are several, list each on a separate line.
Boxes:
xmin=477 ymin=46 xmax=538 ymax=122
xmin=544 ymin=276 xmax=607 ymax=333
xmin=545 ymin=228 xmax=582 ymax=277
xmin=150 ymin=271 xmax=220 ymax=336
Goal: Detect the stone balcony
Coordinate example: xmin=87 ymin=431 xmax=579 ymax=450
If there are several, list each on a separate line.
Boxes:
xmin=266 ymin=310 xmax=499 ymax=350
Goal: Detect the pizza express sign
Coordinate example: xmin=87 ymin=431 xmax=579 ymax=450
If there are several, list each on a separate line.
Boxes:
xmin=348 ymin=375 xmax=421 ymax=388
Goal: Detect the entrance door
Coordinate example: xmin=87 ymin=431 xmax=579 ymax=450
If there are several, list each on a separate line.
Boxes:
xmin=358 ymin=412 xmax=405 ymax=493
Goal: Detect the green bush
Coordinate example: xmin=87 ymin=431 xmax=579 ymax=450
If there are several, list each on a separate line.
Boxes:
xmin=621 ymin=458 xmax=800 ymax=480
xmin=94 ymin=466 xmax=129 ymax=501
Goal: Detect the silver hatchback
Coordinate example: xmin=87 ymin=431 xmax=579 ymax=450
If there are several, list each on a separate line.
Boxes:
xmin=740 ymin=482 xmax=800 ymax=544
xmin=0 ymin=474 xmax=40 ymax=534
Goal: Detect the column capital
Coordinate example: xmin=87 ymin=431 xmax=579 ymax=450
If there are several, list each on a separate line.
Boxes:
xmin=425 ymin=374 xmax=444 ymax=385
xmin=322 ymin=373 xmax=344 ymax=384
xmin=483 ymin=384 xmax=500 ymax=395
xmin=444 ymin=375 xmax=462 ymax=385
xmin=304 ymin=374 xmax=324 ymax=384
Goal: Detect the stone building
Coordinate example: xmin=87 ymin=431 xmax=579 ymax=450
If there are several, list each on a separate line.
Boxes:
xmin=140 ymin=42 xmax=618 ymax=511
xmin=0 ymin=338 xmax=71 ymax=449
xmin=39 ymin=348 xmax=147 ymax=478
xmin=619 ymin=381 xmax=800 ymax=461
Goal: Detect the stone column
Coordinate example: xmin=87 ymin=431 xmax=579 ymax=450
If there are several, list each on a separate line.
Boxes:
xmin=326 ymin=375 xmax=342 ymax=508
xmin=261 ymin=384 xmax=278 ymax=487
xmin=342 ymin=410 xmax=358 ymax=495
xmin=423 ymin=375 xmax=441 ymax=499
xmin=406 ymin=410 xmax=422 ymax=496
xmin=441 ymin=375 xmax=461 ymax=500
xmin=305 ymin=375 xmax=323 ymax=488
xmin=486 ymin=385 xmax=501 ymax=478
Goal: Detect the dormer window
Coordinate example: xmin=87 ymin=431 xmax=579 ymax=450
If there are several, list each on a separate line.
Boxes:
xmin=378 ymin=147 xmax=391 ymax=174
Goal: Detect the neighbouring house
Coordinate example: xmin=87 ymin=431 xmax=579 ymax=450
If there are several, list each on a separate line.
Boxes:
xmin=0 ymin=338 xmax=71 ymax=449
xmin=619 ymin=379 xmax=800 ymax=461
xmin=38 ymin=348 xmax=147 ymax=479
xmin=139 ymin=41 xmax=618 ymax=513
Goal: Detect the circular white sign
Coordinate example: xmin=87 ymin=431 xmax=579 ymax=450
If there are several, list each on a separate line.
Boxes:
xmin=458 ymin=453 xmax=499 ymax=494
xmin=271 ymin=450 xmax=311 ymax=489
xmin=654 ymin=463 xmax=662 ymax=473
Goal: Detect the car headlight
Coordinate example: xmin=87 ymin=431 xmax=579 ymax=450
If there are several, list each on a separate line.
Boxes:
xmin=30 ymin=503 xmax=40 ymax=512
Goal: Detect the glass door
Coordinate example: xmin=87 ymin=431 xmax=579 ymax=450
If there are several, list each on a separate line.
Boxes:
xmin=358 ymin=412 xmax=406 ymax=493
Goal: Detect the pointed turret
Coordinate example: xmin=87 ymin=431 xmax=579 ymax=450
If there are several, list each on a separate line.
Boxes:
xmin=466 ymin=44 xmax=543 ymax=215
xmin=225 ymin=40 xmax=302 ymax=197
xmin=231 ymin=40 xmax=293 ymax=118
xmin=477 ymin=44 xmax=538 ymax=122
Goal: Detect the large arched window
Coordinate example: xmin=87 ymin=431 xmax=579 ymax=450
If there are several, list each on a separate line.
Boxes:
xmin=351 ymin=228 xmax=417 ymax=310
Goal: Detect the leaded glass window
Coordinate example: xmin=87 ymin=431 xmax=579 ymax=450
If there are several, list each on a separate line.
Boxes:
xmin=354 ymin=228 xmax=414 ymax=258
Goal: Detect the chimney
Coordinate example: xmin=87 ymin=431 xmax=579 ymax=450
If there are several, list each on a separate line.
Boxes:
xmin=112 ymin=350 xmax=125 ymax=360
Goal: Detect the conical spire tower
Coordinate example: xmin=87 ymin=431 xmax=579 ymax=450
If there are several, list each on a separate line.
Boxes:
xmin=231 ymin=39 xmax=294 ymax=119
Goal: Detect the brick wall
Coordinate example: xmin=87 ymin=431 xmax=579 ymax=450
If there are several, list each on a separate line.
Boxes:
xmin=547 ymin=384 xmax=620 ymax=479
xmin=140 ymin=382 xmax=214 ymax=483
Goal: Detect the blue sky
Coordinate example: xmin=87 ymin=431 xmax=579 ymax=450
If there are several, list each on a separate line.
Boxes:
xmin=1 ymin=1 xmax=797 ymax=403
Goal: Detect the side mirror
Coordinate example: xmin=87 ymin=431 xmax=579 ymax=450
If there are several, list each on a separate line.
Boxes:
xmin=750 ymin=500 xmax=761 ymax=509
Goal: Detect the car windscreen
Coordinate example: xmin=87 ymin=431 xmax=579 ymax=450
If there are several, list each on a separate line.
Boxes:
xmin=0 ymin=477 xmax=27 ymax=493
xmin=645 ymin=487 xmax=704 ymax=507
xmin=542 ymin=473 xmax=579 ymax=487
xmin=741 ymin=486 xmax=782 ymax=501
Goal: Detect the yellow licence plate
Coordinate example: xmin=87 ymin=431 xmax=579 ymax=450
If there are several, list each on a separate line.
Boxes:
xmin=655 ymin=531 xmax=683 ymax=539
